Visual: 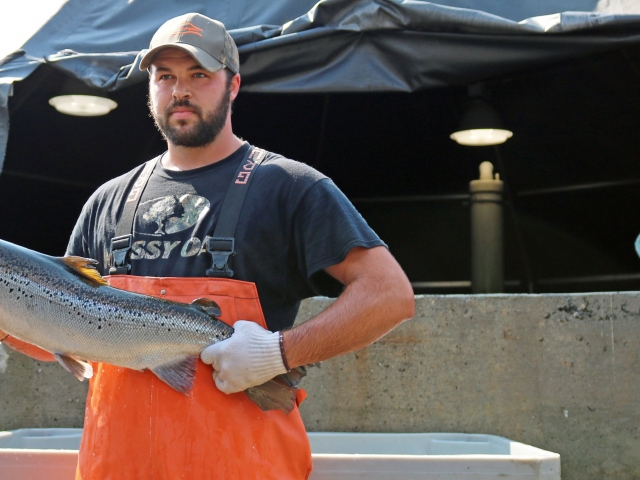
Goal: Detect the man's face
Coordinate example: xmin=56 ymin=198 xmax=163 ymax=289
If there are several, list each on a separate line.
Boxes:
xmin=148 ymin=49 xmax=237 ymax=148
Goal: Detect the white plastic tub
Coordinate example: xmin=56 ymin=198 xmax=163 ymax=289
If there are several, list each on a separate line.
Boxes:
xmin=0 ymin=429 xmax=79 ymax=480
xmin=309 ymin=432 xmax=561 ymax=479
xmin=0 ymin=429 xmax=561 ymax=480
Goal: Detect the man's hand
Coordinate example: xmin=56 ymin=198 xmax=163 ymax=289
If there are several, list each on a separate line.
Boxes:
xmin=200 ymin=321 xmax=287 ymax=394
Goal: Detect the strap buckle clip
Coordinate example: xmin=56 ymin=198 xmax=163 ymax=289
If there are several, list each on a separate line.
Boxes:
xmin=109 ymin=234 xmax=133 ymax=275
xmin=206 ymin=237 xmax=235 ymax=278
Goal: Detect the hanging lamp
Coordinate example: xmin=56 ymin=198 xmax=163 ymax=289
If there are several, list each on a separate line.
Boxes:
xmin=49 ymin=78 xmax=117 ymax=117
xmin=450 ymin=84 xmax=512 ymax=146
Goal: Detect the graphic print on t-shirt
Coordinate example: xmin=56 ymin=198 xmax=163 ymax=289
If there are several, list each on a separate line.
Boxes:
xmin=137 ymin=194 xmax=210 ymax=236
xmin=130 ymin=194 xmax=212 ymax=261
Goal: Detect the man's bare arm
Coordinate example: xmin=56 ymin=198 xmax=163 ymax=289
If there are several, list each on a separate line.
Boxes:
xmin=201 ymin=245 xmax=414 ymax=393
xmin=283 ymin=246 xmax=415 ymax=369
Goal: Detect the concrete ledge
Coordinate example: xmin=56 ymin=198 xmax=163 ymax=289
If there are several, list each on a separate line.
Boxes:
xmin=0 ymin=348 xmax=86 ymax=429
xmin=2 ymin=292 xmax=640 ymax=479
xmin=297 ymin=293 xmax=640 ymax=480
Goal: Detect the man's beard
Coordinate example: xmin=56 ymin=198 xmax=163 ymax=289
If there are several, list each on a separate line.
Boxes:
xmin=150 ymin=88 xmax=231 ymax=148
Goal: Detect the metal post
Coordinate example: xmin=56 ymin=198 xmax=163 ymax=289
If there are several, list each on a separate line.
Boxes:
xmin=470 ymin=161 xmax=504 ymax=293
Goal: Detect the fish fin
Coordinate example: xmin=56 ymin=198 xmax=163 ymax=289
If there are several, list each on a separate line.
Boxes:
xmin=54 ymin=353 xmax=93 ymax=381
xmin=190 ymin=298 xmax=222 ymax=318
xmin=244 ymin=364 xmax=315 ymax=412
xmin=150 ymin=356 xmax=198 ymax=395
xmin=60 ymin=256 xmax=108 ymax=286
xmin=278 ymin=365 xmax=311 ymax=388
xmin=245 ymin=378 xmax=298 ymax=414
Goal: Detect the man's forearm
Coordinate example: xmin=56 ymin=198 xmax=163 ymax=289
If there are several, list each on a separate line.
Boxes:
xmin=201 ymin=246 xmax=414 ymax=391
xmin=282 ymin=248 xmax=415 ymax=369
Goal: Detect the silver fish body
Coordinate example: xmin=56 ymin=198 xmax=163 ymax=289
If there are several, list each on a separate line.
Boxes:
xmin=0 ymin=239 xmax=303 ymax=412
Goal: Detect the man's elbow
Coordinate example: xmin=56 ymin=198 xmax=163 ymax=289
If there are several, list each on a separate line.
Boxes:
xmin=398 ymin=283 xmax=416 ymax=321
xmin=389 ymin=273 xmax=415 ymax=323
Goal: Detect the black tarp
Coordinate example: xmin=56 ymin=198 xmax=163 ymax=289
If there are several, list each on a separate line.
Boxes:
xmin=4 ymin=1 xmax=640 ymax=294
xmin=5 ymin=0 xmax=640 ymax=167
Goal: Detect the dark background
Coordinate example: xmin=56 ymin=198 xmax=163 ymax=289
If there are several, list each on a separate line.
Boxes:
xmin=4 ymin=43 xmax=640 ymax=294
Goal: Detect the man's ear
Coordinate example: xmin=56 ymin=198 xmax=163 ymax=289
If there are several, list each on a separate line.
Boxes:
xmin=230 ymin=73 xmax=241 ymax=101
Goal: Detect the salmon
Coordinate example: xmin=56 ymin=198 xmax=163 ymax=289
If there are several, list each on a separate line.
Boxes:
xmin=0 ymin=239 xmax=305 ymax=413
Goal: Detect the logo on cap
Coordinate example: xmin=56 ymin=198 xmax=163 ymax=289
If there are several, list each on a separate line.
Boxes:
xmin=172 ymin=22 xmax=203 ymax=37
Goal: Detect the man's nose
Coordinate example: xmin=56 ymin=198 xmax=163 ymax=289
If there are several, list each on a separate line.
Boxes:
xmin=172 ymin=78 xmax=191 ymax=99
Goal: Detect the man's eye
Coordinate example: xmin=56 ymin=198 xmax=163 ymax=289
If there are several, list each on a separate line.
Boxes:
xmin=194 ymin=72 xmax=207 ymax=78
xmin=159 ymin=74 xmax=172 ymax=80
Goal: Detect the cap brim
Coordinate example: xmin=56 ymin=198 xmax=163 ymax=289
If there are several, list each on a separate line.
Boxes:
xmin=139 ymin=43 xmax=226 ymax=72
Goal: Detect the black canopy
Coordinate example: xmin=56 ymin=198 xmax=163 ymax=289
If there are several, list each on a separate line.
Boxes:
xmin=3 ymin=0 xmax=640 ymax=293
xmin=4 ymin=0 xmax=640 ymax=165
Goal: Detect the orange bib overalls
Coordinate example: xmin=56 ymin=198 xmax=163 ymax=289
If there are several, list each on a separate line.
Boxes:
xmin=75 ymin=275 xmax=312 ymax=480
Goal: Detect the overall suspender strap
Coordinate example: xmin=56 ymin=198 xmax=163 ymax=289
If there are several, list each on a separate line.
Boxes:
xmin=109 ymin=145 xmax=267 ymax=277
xmin=109 ymin=157 xmax=159 ymax=275
xmin=206 ymin=146 xmax=267 ymax=277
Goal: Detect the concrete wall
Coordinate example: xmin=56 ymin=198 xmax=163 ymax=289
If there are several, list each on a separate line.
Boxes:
xmin=1 ymin=293 xmax=639 ymax=479
xmin=297 ymin=293 xmax=640 ymax=480
xmin=0 ymin=346 xmax=86 ymax=428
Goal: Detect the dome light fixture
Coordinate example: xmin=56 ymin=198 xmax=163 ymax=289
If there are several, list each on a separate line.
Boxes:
xmin=49 ymin=95 xmax=117 ymax=116
xmin=49 ymin=78 xmax=117 ymax=117
xmin=450 ymin=85 xmax=512 ymax=146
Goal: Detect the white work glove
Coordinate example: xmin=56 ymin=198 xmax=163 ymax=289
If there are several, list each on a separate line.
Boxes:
xmin=200 ymin=320 xmax=288 ymax=394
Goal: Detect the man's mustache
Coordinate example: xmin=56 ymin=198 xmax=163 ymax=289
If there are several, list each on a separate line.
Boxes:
xmin=165 ymin=100 xmax=202 ymax=116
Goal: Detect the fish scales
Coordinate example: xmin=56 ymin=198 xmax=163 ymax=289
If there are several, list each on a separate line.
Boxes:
xmin=0 ymin=241 xmax=232 ymax=370
xmin=0 ymin=239 xmax=304 ymax=413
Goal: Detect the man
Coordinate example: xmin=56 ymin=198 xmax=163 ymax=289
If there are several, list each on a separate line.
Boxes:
xmin=7 ymin=12 xmax=414 ymax=479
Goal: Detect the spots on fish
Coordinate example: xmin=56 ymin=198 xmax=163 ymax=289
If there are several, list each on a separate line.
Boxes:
xmin=1 ymin=256 xmax=229 ymax=346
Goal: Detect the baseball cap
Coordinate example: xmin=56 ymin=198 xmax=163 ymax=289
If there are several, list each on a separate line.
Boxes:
xmin=140 ymin=13 xmax=239 ymax=74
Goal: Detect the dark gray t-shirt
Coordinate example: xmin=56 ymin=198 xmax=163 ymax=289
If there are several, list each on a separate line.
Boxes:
xmin=66 ymin=143 xmax=384 ymax=331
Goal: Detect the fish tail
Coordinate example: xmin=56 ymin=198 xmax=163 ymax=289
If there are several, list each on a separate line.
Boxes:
xmin=244 ymin=366 xmax=310 ymax=414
